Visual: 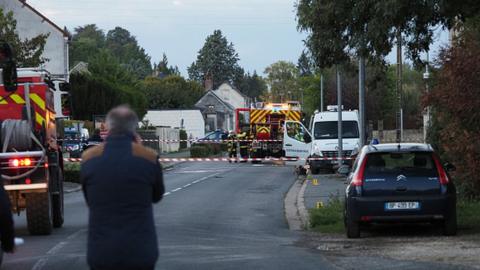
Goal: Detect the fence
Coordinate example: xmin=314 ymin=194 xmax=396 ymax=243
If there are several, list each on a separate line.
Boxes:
xmin=137 ymin=127 xmax=180 ymax=153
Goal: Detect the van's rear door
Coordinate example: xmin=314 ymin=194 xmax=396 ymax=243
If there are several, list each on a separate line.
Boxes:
xmin=362 ymin=152 xmax=441 ymax=196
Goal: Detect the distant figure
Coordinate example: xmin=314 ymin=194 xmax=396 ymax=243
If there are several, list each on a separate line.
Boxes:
xmin=0 ymin=180 xmax=14 ymax=254
xmin=81 ymin=105 xmax=165 ymax=270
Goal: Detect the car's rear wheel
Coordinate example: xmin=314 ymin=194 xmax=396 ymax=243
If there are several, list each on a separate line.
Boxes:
xmin=345 ymin=209 xmax=360 ymax=238
xmin=443 ymin=209 xmax=457 ymax=236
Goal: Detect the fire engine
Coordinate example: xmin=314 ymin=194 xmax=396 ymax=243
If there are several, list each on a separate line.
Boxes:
xmin=235 ymin=101 xmax=302 ymax=160
xmin=0 ymin=44 xmax=65 ymax=235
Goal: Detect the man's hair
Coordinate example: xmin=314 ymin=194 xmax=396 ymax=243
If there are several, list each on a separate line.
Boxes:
xmin=106 ymin=105 xmax=139 ymax=136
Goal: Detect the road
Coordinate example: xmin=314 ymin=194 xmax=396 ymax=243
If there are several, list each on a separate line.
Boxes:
xmin=3 ymin=161 xmax=336 ymax=270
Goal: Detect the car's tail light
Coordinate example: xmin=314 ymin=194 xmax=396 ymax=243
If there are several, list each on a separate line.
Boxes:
xmin=8 ymin=158 xmax=33 ymax=167
xmin=433 ymin=154 xmax=449 ymax=185
xmin=352 ymin=155 xmax=368 ymax=186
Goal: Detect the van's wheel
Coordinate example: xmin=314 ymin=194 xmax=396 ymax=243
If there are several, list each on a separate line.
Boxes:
xmin=443 ymin=208 xmax=457 ymax=236
xmin=26 ymin=192 xmax=53 ymax=235
xmin=52 ymin=169 xmax=64 ymax=228
xmin=345 ymin=210 xmax=360 ymax=238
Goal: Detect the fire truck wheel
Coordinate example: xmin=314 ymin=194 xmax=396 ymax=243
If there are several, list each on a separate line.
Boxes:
xmin=52 ymin=169 xmax=64 ymax=228
xmin=26 ymin=192 xmax=53 ymax=235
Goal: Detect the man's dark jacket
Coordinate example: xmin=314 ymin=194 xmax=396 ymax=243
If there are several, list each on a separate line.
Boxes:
xmin=0 ymin=182 xmax=14 ymax=252
xmin=81 ymin=134 xmax=164 ymax=270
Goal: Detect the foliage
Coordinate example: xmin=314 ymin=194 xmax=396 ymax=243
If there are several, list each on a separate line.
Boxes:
xmin=179 ymin=130 xmax=188 ymax=149
xmin=188 ymin=30 xmax=241 ymax=88
xmin=425 ymin=27 xmax=480 ymax=197
xmin=69 ymin=51 xmax=147 ymax=120
xmin=296 ymin=0 xmax=480 ymax=69
xmin=297 ymin=50 xmax=313 ymax=77
xmin=264 ymin=61 xmax=301 ymax=102
xmin=309 ymin=196 xmax=344 ymax=233
xmin=457 ymin=199 xmax=480 ymax=233
xmin=69 ymin=24 xmax=105 ymax=66
xmin=64 ymin=162 xmax=80 ymax=183
xmin=140 ymin=75 xmax=204 ymax=110
xmin=234 ymin=71 xmax=267 ymax=100
xmin=154 ymin=53 xmax=180 ymax=78
xmin=106 ymin=27 xmax=152 ymax=79
xmin=190 ymin=143 xmax=223 ymax=157
xmin=0 ymin=8 xmax=49 ymax=67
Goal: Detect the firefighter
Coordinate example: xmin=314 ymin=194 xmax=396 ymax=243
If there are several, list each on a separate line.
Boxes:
xmin=237 ymin=130 xmax=249 ymax=161
xmin=227 ymin=131 xmax=238 ymax=163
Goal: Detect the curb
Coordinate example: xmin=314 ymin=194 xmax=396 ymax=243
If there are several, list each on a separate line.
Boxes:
xmin=64 ymin=182 xmax=82 ymax=194
xmin=284 ymin=175 xmax=309 ymax=231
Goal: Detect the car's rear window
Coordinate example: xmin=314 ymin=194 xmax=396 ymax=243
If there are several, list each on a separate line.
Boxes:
xmin=365 ymin=152 xmax=437 ymax=176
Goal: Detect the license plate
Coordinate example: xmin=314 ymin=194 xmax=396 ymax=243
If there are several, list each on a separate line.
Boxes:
xmin=385 ymin=202 xmax=420 ymax=210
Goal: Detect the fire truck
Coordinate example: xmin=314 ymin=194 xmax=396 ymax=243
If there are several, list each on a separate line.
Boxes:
xmin=0 ymin=44 xmax=65 ymax=235
xmin=235 ymin=101 xmax=302 ymax=159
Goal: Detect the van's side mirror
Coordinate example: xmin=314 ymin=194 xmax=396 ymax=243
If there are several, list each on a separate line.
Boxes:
xmin=304 ymin=133 xmax=312 ymax=143
xmin=0 ymin=43 xmax=17 ymax=92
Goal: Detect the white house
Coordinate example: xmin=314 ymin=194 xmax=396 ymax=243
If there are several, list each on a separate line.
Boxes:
xmin=0 ymin=0 xmax=70 ymax=117
xmin=195 ymin=83 xmax=250 ymax=132
xmin=142 ymin=110 xmax=205 ymax=140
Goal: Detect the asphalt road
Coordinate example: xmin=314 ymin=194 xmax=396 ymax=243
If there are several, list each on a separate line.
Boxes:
xmin=2 ymin=161 xmax=336 ymax=270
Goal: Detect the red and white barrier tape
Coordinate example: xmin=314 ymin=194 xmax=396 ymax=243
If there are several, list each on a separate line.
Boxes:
xmin=57 ymin=139 xmax=283 ymax=143
xmin=64 ymin=157 xmax=353 ymax=163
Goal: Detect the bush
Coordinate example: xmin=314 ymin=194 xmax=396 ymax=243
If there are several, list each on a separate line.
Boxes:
xmin=179 ymin=130 xmax=188 ymax=149
xmin=64 ymin=162 xmax=81 ymax=183
xmin=190 ymin=145 xmax=210 ymax=157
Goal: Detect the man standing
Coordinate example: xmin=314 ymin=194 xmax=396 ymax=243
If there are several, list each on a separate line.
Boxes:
xmin=81 ymin=106 xmax=164 ymax=270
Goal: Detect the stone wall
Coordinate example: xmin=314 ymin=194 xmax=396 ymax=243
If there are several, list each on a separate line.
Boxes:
xmin=372 ymin=129 xmax=424 ymax=143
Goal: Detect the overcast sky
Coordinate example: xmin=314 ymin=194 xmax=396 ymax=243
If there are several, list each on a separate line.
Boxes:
xmin=28 ymin=0 xmax=449 ymax=76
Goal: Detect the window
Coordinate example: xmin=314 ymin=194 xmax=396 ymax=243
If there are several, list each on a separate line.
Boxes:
xmin=364 ymin=152 xmax=436 ymax=176
xmin=313 ymin=121 xmax=359 ymax=140
xmin=286 ymin=122 xmax=308 ymax=142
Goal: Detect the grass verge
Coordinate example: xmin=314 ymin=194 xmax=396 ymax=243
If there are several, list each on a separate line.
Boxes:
xmin=309 ymin=197 xmax=480 ymax=234
xmin=309 ymin=197 xmax=344 ymax=234
xmin=457 ymin=199 xmax=480 ymax=233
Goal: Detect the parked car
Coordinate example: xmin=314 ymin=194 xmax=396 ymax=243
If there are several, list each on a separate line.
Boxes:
xmin=344 ymin=143 xmax=457 ymax=238
xmin=192 ymin=130 xmax=228 ymax=145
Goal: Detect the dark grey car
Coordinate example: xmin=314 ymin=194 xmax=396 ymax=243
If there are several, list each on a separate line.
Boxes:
xmin=344 ymin=143 xmax=457 ymax=238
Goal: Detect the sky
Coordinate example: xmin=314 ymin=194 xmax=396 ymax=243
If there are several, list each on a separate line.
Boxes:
xmin=28 ymin=0 xmax=450 ymax=76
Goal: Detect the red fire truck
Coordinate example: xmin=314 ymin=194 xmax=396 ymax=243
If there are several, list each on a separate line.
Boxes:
xmin=235 ymin=101 xmax=302 ymax=159
xmin=0 ymin=44 xmax=65 ymax=235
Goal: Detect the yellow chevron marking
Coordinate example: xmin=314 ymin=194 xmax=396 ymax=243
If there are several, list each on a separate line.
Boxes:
xmin=35 ymin=112 xmax=45 ymax=126
xmin=0 ymin=99 xmax=7 ymax=104
xmin=30 ymin=93 xmax=45 ymax=111
xmin=10 ymin=94 xmax=25 ymax=104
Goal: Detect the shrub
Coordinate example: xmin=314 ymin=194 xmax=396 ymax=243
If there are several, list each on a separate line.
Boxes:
xmin=179 ymin=129 xmax=188 ymax=149
xmin=63 ymin=162 xmax=81 ymax=183
xmin=190 ymin=145 xmax=210 ymax=157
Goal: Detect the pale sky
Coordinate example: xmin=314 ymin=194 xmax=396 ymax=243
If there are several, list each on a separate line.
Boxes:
xmin=28 ymin=0 xmax=449 ymax=76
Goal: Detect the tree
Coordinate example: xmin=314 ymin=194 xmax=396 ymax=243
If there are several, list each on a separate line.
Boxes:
xmin=69 ymin=24 xmax=105 ymax=66
xmin=154 ymin=53 xmax=180 ymax=78
xmin=426 ymin=21 xmax=480 ymax=197
xmin=69 ymin=50 xmax=147 ymax=119
xmin=296 ymin=0 xmax=480 ymax=68
xmin=234 ymin=71 xmax=267 ymax=100
xmin=297 ymin=50 xmax=313 ymax=77
xmin=106 ymin=27 xmax=152 ymax=79
xmin=0 ymin=8 xmax=48 ymax=67
xmin=141 ymin=75 xmax=204 ymax=110
xmin=188 ymin=30 xmax=241 ymax=88
xmin=264 ymin=61 xmax=300 ymax=102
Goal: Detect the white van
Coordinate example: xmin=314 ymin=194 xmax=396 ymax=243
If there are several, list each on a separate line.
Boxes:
xmin=283 ymin=106 xmax=361 ymax=173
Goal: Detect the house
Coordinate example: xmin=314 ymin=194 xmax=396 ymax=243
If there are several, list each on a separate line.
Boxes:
xmin=0 ymin=0 xmax=70 ymax=117
xmin=195 ymin=83 xmax=250 ymax=132
xmin=142 ymin=109 xmax=205 ymax=140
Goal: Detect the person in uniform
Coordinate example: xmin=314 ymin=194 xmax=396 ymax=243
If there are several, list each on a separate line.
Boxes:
xmin=227 ymin=131 xmax=238 ymax=163
xmin=237 ymin=130 xmax=249 ymax=161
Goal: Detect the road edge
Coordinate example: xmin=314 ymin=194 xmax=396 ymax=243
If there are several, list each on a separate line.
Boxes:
xmin=284 ymin=175 xmax=309 ymax=230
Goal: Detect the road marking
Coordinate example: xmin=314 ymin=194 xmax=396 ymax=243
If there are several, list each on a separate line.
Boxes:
xmin=66 ymin=229 xmax=86 ymax=240
xmin=172 ymin=188 xmax=182 ymax=192
xmin=164 ymin=192 xmax=171 ymax=196
xmin=31 ymin=258 xmax=48 ymax=270
xmin=46 ymin=241 xmax=67 ymax=255
xmin=183 ymin=183 xmax=192 ymax=188
xmin=165 ymin=172 xmax=225 ymax=196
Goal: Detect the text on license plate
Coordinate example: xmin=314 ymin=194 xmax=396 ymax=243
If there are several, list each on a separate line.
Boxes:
xmin=385 ymin=202 xmax=420 ymax=210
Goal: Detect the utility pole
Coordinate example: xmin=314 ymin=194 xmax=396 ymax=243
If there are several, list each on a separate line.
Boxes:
xmin=359 ymin=56 xmax=366 ymax=146
xmin=396 ymin=30 xmax=403 ymax=143
xmin=423 ymin=52 xmax=431 ymax=142
xmin=320 ymin=74 xmax=324 ymax=112
xmin=337 ymin=66 xmax=343 ymax=163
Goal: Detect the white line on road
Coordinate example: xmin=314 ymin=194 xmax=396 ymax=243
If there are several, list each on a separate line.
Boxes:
xmin=31 ymin=258 xmax=47 ymax=270
xmin=165 ymin=171 xmax=225 ymax=196
xmin=46 ymin=241 xmax=68 ymax=255
xmin=164 ymin=192 xmax=171 ymax=196
xmin=171 ymin=188 xmax=182 ymax=192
